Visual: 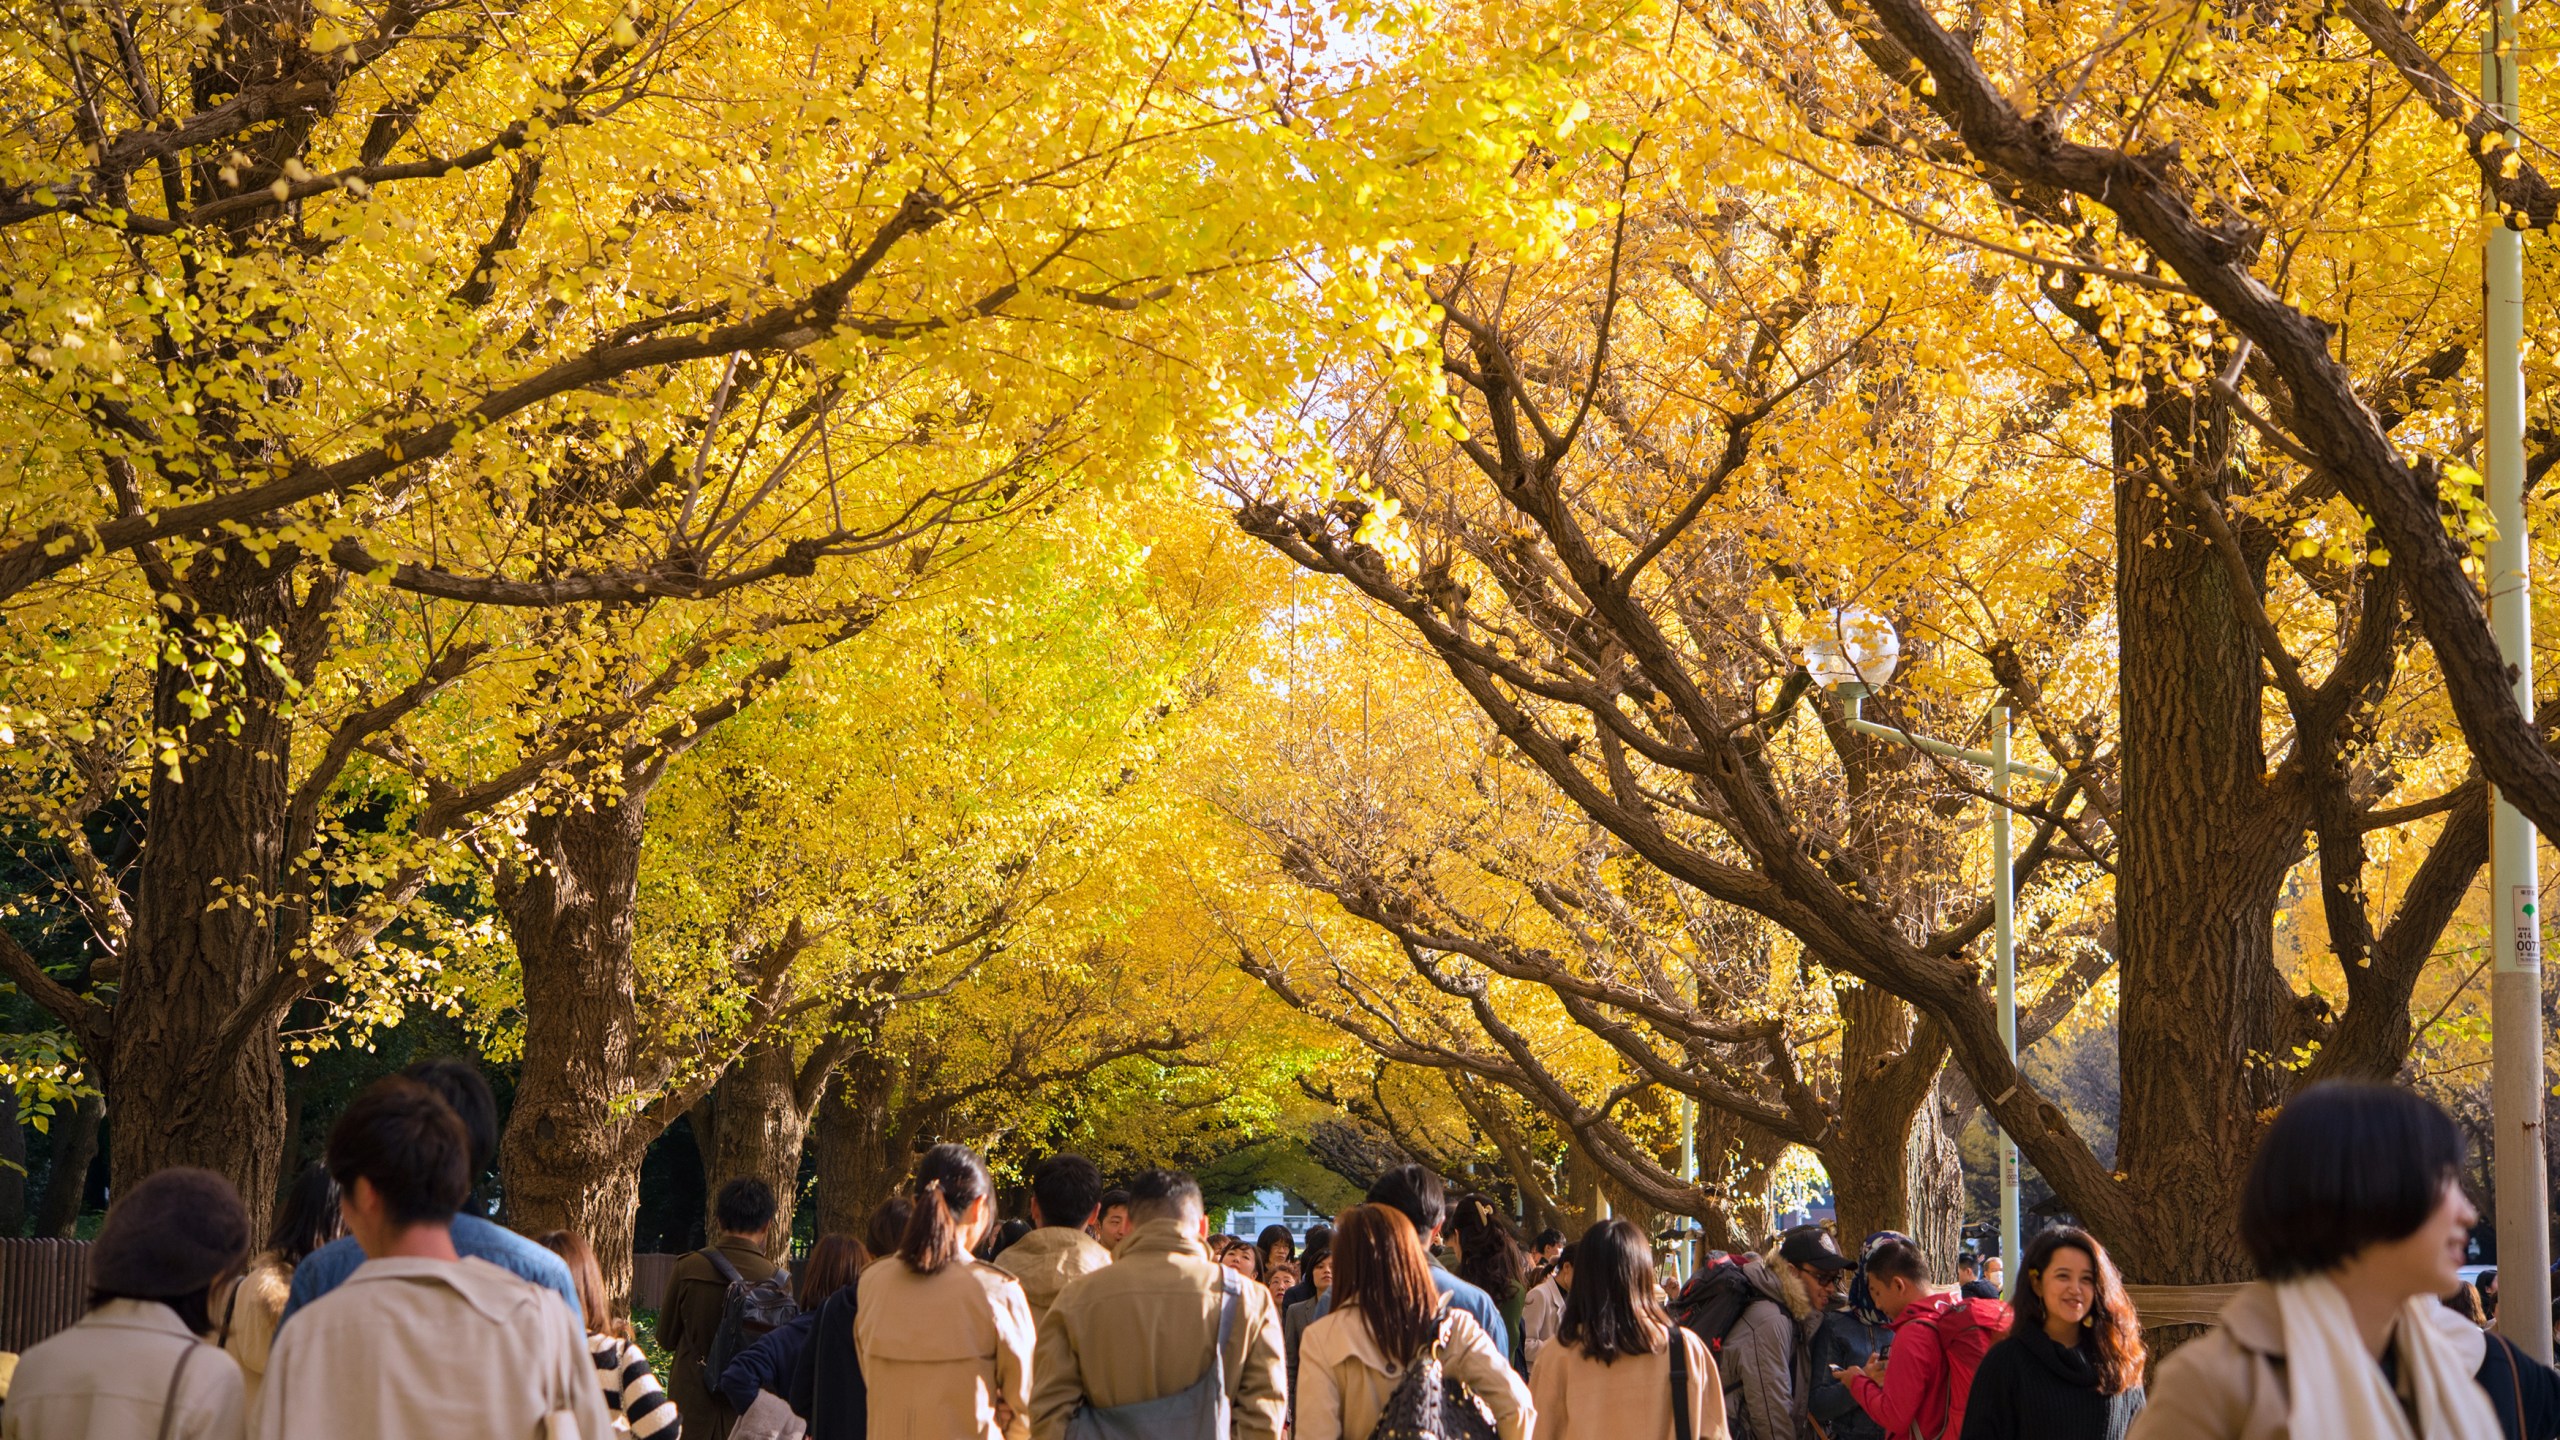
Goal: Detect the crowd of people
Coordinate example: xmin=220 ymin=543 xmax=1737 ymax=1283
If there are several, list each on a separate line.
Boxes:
xmin=8 ymin=1072 xmax=2560 ymax=1439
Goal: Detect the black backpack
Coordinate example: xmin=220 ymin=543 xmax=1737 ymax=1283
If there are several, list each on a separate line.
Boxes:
xmin=1370 ymin=1311 xmax=1498 ymax=1440
xmin=700 ymin=1247 xmax=798 ymax=1391
xmin=1665 ymin=1256 xmax=1759 ymax=1354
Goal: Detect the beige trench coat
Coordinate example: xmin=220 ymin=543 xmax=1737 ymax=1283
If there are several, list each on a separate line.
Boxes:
xmin=1028 ymin=1218 xmax=1287 ymax=1440
xmin=855 ymin=1255 xmax=1035 ymax=1440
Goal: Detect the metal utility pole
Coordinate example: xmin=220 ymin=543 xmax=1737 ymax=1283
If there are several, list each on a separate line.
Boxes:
xmin=1678 ymin=1096 xmax=1697 ymax=1281
xmin=1840 ymin=692 xmax=2052 ymax=1287
xmin=2485 ymin=8 xmax=2551 ymax=1364
xmin=1991 ymin=706 xmax=2020 ymax=1294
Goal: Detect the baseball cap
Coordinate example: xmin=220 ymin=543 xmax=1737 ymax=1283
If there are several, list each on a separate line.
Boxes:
xmin=1778 ymin=1224 xmax=1855 ymax=1274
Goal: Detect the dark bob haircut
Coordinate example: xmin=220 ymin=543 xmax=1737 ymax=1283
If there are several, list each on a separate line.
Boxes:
xmin=2238 ymin=1082 xmax=2466 ymax=1280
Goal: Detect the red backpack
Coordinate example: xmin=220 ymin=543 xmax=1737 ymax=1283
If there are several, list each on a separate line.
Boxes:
xmin=1919 ymin=1296 xmax=2010 ymax=1440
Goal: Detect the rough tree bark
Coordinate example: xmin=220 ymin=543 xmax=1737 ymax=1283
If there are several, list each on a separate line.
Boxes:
xmin=34 ymin=1093 xmax=104 ymax=1237
xmin=496 ymin=793 xmax=661 ymax=1299
xmin=109 ymin=551 xmax=300 ymax=1231
xmin=813 ymin=1057 xmax=918 ymax=1240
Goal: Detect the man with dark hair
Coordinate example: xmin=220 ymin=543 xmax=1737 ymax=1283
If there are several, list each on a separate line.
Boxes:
xmin=996 ymin=1153 xmax=1112 ymax=1324
xmin=1955 ymin=1250 xmax=2000 ymax=1300
xmin=659 ymin=1176 xmax=783 ymax=1440
xmin=279 ymin=1057 xmax=579 ymax=1325
xmin=1029 ymin=1168 xmax=1287 ymax=1440
xmin=1311 ymin=1163 xmax=1512 ymax=1360
xmin=1096 ymin=1187 xmax=1134 ymax=1250
xmin=255 ymin=1078 xmax=611 ymax=1439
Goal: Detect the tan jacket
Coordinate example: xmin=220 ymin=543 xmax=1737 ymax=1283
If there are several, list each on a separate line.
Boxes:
xmin=254 ymin=1255 xmax=614 ymax=1440
xmin=1029 ymin=1219 xmax=1287 ymax=1440
xmin=1529 ymin=1332 xmax=1728 ymax=1440
xmin=994 ymin=1227 xmax=1113 ymax=1325
xmin=1 ymin=1300 xmax=245 ymax=1440
xmin=1295 ymin=1301 xmax=1533 ymax=1440
xmin=214 ymin=1254 xmax=293 ymax=1416
xmin=1520 ymin=1279 xmax=1566 ymax=1371
xmin=856 ymin=1254 xmax=1035 ymax=1440
xmin=2125 ymin=1280 xmax=2488 ymax=1440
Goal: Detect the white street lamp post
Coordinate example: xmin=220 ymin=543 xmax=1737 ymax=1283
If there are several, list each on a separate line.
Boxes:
xmin=1806 ymin=610 xmax=2057 ymax=1293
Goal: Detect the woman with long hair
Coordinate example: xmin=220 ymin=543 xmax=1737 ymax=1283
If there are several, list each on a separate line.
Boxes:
xmin=790 ymin=1197 xmax=912 ymax=1440
xmin=215 ymin=1163 xmax=343 ymax=1414
xmin=1529 ymin=1218 xmax=1725 ymax=1440
xmin=854 ymin=1145 xmax=1034 ymax=1440
xmin=2129 ymin=1083 xmax=2560 ymax=1440
xmin=1294 ymin=1203 xmax=1534 ymax=1440
xmin=1259 ymin=1223 xmax=1298 ymax=1280
xmin=1449 ymin=1194 xmax=1529 ymax=1370
xmin=718 ymin=1234 xmax=861 ymax=1438
xmin=1957 ymin=1227 xmax=2143 ymax=1439
xmin=537 ymin=1230 xmax=679 ymax=1438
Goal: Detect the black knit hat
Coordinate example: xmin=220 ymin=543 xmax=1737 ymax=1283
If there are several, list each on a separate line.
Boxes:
xmin=91 ymin=1167 xmax=250 ymax=1298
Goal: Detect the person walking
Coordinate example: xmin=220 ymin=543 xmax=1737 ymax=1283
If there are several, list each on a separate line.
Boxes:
xmin=1451 ymin=1194 xmax=1530 ymax=1370
xmin=660 ymin=1178 xmax=786 ymax=1440
xmin=721 ymin=1235 xmax=858 ymax=1440
xmin=1287 ymin=1239 xmax=1336 ymax=1427
xmin=994 ymin=1154 xmax=1112 ymax=1326
xmin=787 ymin=1199 xmax=911 ymax=1440
xmin=1028 ymin=1168 xmax=1287 ymax=1439
xmin=538 ymin=1230 xmax=681 ymax=1438
xmin=1283 ymin=1225 xmax=1334 ymax=1313
xmin=1522 ymin=1247 xmax=1572 ymax=1372
xmin=1956 ymin=1255 xmax=2000 ymax=1303
xmin=1807 ymin=1235 xmax=1898 ymax=1440
xmin=1310 ymin=1166 xmax=1513 ymax=1360
xmin=1294 ymin=1203 xmax=1533 ymax=1440
xmin=1528 ymin=1218 xmax=1725 ymax=1440
xmin=2129 ymin=1083 xmax=2560 ymax=1440
xmin=4 ymin=1167 xmax=250 ymax=1440
xmin=212 ymin=1163 xmax=340 ymax=1415
xmin=1957 ymin=1227 xmax=2143 ymax=1440
xmin=855 ymin=1144 xmax=1034 ymax=1440
xmin=279 ymin=1058 xmax=580 ymax=1325
xmin=1723 ymin=1225 xmax=1850 ymax=1440
xmin=1838 ymin=1236 xmax=2008 ymax=1440
xmin=255 ymin=1077 xmax=613 ymax=1439
xmin=1096 ymin=1190 xmax=1133 ymax=1253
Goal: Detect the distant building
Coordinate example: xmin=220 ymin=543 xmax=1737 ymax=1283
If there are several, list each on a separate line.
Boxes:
xmin=1218 ymin=1189 xmax=1330 ymax=1244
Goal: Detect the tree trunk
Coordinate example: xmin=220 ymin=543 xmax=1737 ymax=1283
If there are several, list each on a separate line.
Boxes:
xmin=2108 ymin=398 xmax=2309 ymax=1287
xmin=496 ymin=790 xmax=658 ymax=1303
xmin=35 ymin=1093 xmax=105 ymax=1237
xmin=699 ymin=1040 xmax=813 ymax=1255
xmin=1819 ymin=983 xmax=1959 ymax=1268
xmin=814 ymin=1057 xmax=912 ymax=1240
xmin=0 ymin=1108 xmax=26 ymax=1236
xmin=109 ymin=552 xmax=301 ymax=1233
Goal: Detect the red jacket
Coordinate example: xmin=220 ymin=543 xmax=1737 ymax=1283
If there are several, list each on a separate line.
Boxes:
xmin=1842 ymin=1293 xmax=2010 ymax=1439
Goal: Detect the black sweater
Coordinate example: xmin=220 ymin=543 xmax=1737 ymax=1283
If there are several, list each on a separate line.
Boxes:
xmin=1957 ymin=1325 xmax=2143 ymax=1440
xmin=785 ymin=1283 xmax=867 ymax=1440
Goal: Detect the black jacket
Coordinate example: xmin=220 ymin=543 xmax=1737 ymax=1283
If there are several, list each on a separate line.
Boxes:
xmin=785 ymin=1283 xmax=866 ymax=1440
xmin=1807 ymin=1303 xmax=1891 ymax=1440
xmin=2408 ymin=1330 xmax=2560 ymax=1440
xmin=1957 ymin=1325 xmax=2142 ymax=1440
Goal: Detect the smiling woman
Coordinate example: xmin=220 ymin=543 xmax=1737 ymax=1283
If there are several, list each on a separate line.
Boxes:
xmin=2128 ymin=1084 xmax=2560 ymax=1440
xmin=1955 ymin=1227 xmax=2145 ymax=1440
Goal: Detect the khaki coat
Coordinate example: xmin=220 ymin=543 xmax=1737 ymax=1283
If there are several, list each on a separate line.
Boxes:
xmin=1028 ymin=1218 xmax=1287 ymax=1440
xmin=855 ymin=1254 xmax=1035 ymax=1440
xmin=1294 ymin=1300 xmax=1533 ymax=1440
xmin=2 ymin=1300 xmax=245 ymax=1440
xmin=213 ymin=1253 xmax=293 ymax=1416
xmin=993 ymin=1227 xmax=1112 ymax=1326
xmin=1528 ymin=1332 xmax=1728 ymax=1440
xmin=254 ymin=1255 xmax=613 ymax=1440
xmin=657 ymin=1235 xmax=782 ymax=1439
xmin=2125 ymin=1280 xmax=2490 ymax=1440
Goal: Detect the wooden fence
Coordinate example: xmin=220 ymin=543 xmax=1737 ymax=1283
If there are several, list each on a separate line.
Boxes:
xmin=0 ymin=1239 xmax=91 ymax=1352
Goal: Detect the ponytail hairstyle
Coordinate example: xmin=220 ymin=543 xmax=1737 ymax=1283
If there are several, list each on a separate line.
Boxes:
xmin=898 ymin=1143 xmax=994 ymax=1275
